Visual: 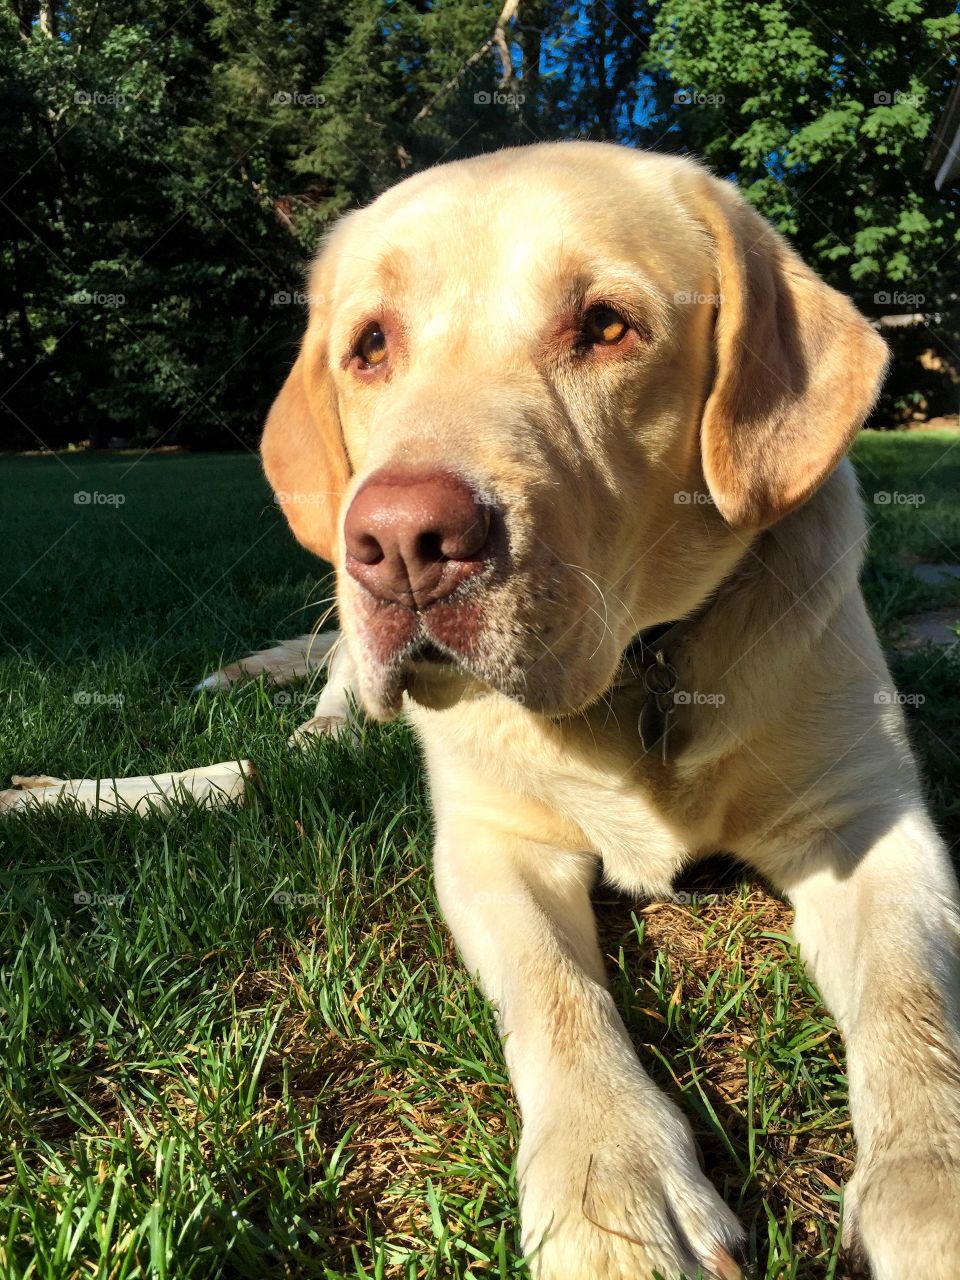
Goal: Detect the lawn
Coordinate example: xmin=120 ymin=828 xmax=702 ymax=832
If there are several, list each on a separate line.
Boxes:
xmin=1 ymin=433 xmax=959 ymax=1280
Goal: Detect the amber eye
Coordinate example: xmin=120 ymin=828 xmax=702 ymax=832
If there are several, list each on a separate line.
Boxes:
xmin=582 ymin=305 xmax=629 ymax=346
xmin=357 ymin=324 xmax=387 ymax=367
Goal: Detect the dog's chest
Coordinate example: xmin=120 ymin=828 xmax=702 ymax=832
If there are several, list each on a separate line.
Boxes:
xmin=411 ymin=696 xmax=716 ymax=896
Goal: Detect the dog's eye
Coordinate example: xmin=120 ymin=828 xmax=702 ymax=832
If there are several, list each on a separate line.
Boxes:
xmin=582 ymin=305 xmax=629 ymax=346
xmin=357 ymin=324 xmax=387 ymax=367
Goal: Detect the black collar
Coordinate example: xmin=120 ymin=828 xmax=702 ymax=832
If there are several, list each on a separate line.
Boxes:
xmin=620 ymin=611 xmax=706 ymax=762
xmin=623 ymin=615 xmax=696 ymax=668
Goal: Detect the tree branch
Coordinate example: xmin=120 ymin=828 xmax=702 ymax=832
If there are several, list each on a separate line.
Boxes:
xmin=413 ymin=0 xmax=520 ymax=124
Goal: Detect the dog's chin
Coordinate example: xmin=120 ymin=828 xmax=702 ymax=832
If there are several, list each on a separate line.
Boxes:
xmin=355 ymin=638 xmax=622 ymax=722
xmin=349 ymin=588 xmax=626 ymax=720
xmin=356 ymin=642 xmax=489 ymax=719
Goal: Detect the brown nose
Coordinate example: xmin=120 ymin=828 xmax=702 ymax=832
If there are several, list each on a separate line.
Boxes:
xmin=344 ymin=470 xmax=492 ymax=608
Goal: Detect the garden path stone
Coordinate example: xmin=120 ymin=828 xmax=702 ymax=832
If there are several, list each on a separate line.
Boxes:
xmin=894 ymin=608 xmax=960 ymax=653
xmin=910 ymin=563 xmax=960 ymax=586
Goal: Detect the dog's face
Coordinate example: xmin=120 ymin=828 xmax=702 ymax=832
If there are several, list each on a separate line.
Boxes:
xmin=263 ymin=143 xmax=887 ymax=719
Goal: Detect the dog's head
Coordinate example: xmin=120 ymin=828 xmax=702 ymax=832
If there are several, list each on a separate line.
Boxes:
xmin=263 ymin=142 xmax=887 ymax=719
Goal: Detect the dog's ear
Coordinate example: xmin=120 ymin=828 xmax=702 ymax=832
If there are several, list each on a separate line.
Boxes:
xmin=694 ymin=177 xmax=888 ymax=530
xmin=260 ymin=344 xmax=350 ymax=564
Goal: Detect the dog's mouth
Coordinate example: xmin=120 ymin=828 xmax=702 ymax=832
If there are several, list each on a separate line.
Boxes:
xmin=409 ymin=638 xmax=455 ymax=667
xmin=356 ymin=584 xmax=487 ymax=668
xmin=405 ymin=618 xmax=488 ymax=678
xmin=396 ymin=635 xmax=479 ymax=711
xmin=351 ymin=588 xmax=515 ymax=714
xmin=348 ymin=560 xmax=618 ymax=720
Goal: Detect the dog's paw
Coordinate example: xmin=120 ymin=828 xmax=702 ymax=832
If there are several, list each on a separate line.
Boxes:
xmin=519 ymin=1123 xmax=744 ymax=1280
xmin=288 ymin=713 xmax=357 ymax=748
xmin=843 ymin=1150 xmax=960 ymax=1280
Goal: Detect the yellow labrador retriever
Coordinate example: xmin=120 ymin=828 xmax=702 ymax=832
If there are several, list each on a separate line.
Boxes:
xmin=260 ymin=142 xmax=960 ymax=1279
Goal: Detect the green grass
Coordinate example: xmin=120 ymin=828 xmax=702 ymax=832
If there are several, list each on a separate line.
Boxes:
xmin=1 ymin=435 xmax=959 ymax=1280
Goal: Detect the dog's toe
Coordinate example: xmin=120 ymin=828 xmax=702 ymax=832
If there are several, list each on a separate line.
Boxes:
xmin=288 ymin=713 xmax=356 ymax=748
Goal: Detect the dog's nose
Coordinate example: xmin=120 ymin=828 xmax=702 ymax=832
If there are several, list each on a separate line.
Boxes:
xmin=344 ymin=470 xmax=492 ymax=608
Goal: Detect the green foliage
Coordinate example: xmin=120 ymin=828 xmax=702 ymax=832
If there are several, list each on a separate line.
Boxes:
xmin=1 ymin=0 xmax=958 ymax=447
xmin=0 ymin=0 xmax=528 ymax=449
xmin=644 ymin=0 xmax=960 ymax=421
xmin=646 ymin=0 xmax=958 ymax=280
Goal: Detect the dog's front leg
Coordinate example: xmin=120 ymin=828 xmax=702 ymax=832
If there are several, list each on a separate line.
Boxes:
xmin=434 ymin=818 xmax=745 ymax=1280
xmin=780 ymin=810 xmax=960 ymax=1278
xmin=290 ymin=638 xmax=361 ymax=745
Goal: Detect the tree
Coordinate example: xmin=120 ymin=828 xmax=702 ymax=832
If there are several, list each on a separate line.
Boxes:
xmin=0 ymin=0 xmax=518 ymax=449
xmin=643 ymin=0 xmax=960 ymax=420
xmin=3 ymin=0 xmax=957 ymax=445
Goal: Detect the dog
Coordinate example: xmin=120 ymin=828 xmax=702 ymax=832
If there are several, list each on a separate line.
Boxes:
xmin=25 ymin=140 xmax=960 ymax=1277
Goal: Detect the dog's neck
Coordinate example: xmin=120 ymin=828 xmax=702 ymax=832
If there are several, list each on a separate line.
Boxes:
xmin=618 ymin=459 xmax=869 ymax=762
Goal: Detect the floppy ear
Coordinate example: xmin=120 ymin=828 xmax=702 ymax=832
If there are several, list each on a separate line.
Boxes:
xmin=260 ymin=348 xmax=350 ymax=564
xmin=695 ymin=177 xmax=889 ymax=530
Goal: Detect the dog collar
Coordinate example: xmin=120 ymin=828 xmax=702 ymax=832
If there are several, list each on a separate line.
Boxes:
xmin=621 ymin=615 xmax=699 ymax=762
